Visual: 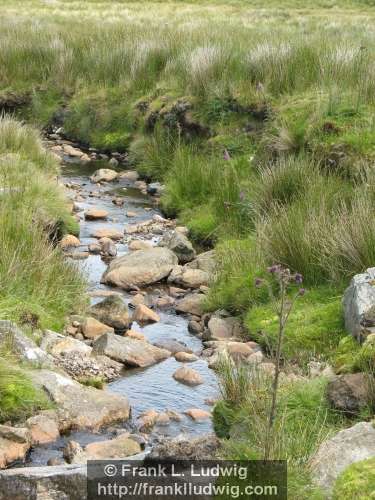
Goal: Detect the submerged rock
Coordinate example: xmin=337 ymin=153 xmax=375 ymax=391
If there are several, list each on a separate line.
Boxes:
xmin=101 ymin=247 xmax=178 ymax=290
xmin=173 ymin=366 xmax=203 ymax=386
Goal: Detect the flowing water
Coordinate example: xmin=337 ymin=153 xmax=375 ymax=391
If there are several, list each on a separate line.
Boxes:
xmin=24 ymin=159 xmax=219 ymax=466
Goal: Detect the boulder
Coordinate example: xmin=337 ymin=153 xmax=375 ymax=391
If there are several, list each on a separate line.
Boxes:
xmin=119 ymin=170 xmax=139 ymax=182
xmin=311 ymin=421 xmax=375 ymax=492
xmin=159 ymin=230 xmax=196 ymax=264
xmin=154 ymin=339 xmax=192 ymax=354
xmin=99 ymin=236 xmax=117 ymax=257
xmin=326 ymin=373 xmax=371 ymax=415
xmin=168 ymin=266 xmax=209 ymax=289
xmin=0 ymin=425 xmax=31 ymax=469
xmin=90 ymin=295 xmax=130 ymax=331
xmin=0 ymin=321 xmax=50 ymax=365
xmin=84 ymin=209 xmax=108 ymax=220
xmin=26 ymin=415 xmax=60 ymax=445
xmin=29 ymin=369 xmax=130 ymax=431
xmin=343 ymin=267 xmax=375 ymax=341
xmin=175 ymin=294 xmax=205 ymax=317
xmin=132 ymin=304 xmax=160 ymax=324
xmin=206 ymin=316 xmax=242 ymax=341
xmin=92 ymin=228 xmax=123 ymax=241
xmin=185 ymin=409 xmax=211 ymax=421
xmin=101 ymin=247 xmax=178 ymax=290
xmin=40 ymin=330 xmax=92 ymax=357
xmin=0 ymin=464 xmax=86 ymax=500
xmin=150 ymin=434 xmax=219 ymax=460
xmin=93 ymin=333 xmax=170 ymax=368
xmin=65 ymin=434 xmax=141 ymax=464
xmin=81 ymin=317 xmax=114 ymax=339
xmin=128 ymin=240 xmax=152 ymax=251
xmin=186 ymin=250 xmax=216 ymax=275
xmin=174 ymin=352 xmax=198 ymax=362
xmin=53 ymin=351 xmax=122 ymax=382
xmin=90 ymin=168 xmax=118 ymax=183
xmin=173 ymin=366 xmax=203 ymax=386
xmin=60 ymin=234 xmax=81 ymax=249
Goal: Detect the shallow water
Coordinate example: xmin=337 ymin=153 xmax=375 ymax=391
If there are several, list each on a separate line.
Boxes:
xmin=68 ymin=162 xmax=219 ymax=431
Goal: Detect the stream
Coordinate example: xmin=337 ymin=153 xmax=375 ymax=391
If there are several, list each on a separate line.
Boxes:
xmin=24 ymin=158 xmax=219 ymax=466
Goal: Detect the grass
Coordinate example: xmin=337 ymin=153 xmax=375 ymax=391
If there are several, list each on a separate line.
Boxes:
xmin=0 ymin=117 xmax=86 ymax=331
xmin=333 ymin=457 xmax=375 ymax=499
xmin=214 ymin=356 xmax=347 ymax=499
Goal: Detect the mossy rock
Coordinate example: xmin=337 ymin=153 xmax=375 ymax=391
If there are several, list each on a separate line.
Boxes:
xmin=333 ymin=457 xmax=375 ymax=499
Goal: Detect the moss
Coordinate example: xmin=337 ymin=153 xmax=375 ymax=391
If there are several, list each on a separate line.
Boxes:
xmin=181 ymin=205 xmax=218 ymax=245
xmin=333 ymin=457 xmax=375 ymax=500
xmin=245 ymin=286 xmax=346 ymax=363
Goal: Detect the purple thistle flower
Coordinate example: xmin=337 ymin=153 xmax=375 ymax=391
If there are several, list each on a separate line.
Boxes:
xmin=255 ymin=278 xmax=263 ymax=288
xmin=267 ymin=264 xmax=280 ymax=274
xmin=223 ymin=149 xmax=231 ymax=161
xmin=294 ymin=273 xmax=303 ymax=284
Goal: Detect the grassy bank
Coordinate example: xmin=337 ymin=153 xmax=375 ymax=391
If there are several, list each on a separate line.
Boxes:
xmin=2 ymin=0 xmax=375 ymax=493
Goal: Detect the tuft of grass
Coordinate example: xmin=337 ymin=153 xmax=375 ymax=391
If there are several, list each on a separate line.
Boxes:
xmin=333 ymin=457 xmax=375 ymax=500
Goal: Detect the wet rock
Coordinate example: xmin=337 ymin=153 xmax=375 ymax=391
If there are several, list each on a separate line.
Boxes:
xmin=138 ymin=409 xmax=158 ymax=432
xmin=40 ymin=330 xmax=92 ymax=357
xmin=128 ymin=239 xmax=152 ymax=251
xmin=0 ymin=464 xmax=86 ymax=499
xmin=343 ymin=267 xmax=375 ymax=341
xmin=92 ymin=228 xmax=123 ymax=241
xmin=206 ymin=315 xmax=243 ymax=341
xmin=184 ymin=409 xmax=211 ymax=421
xmin=90 ymin=168 xmax=118 ymax=183
xmin=88 ymin=242 xmax=101 ymax=254
xmin=326 ymin=373 xmax=371 ymax=415
xmin=81 ymin=317 xmax=114 ymax=339
xmin=93 ymin=333 xmax=170 ymax=368
xmin=109 ymin=157 xmax=119 ymax=167
xmin=169 ymin=286 xmax=187 ymax=298
xmin=125 ymin=329 xmax=146 ymax=341
xmin=29 ymin=369 xmax=130 ymax=431
xmin=90 ymin=295 xmax=130 ymax=331
xmin=166 ymin=410 xmax=182 ymax=421
xmin=99 ymin=236 xmax=117 ymax=257
xmin=147 ymin=182 xmax=165 ymax=196
xmin=84 ymin=209 xmax=108 ymax=220
xmin=101 ymin=247 xmax=178 ymax=290
xmin=174 ymin=352 xmax=199 ymax=362
xmin=129 ymin=293 xmax=145 ymax=307
xmin=173 ymin=366 xmax=203 ymax=386
xmin=119 ymin=170 xmax=139 ymax=182
xmin=65 ymin=434 xmax=141 ymax=464
xmin=159 ymin=230 xmax=196 ymax=264
xmin=188 ymin=320 xmax=203 ymax=335
xmin=156 ymin=412 xmax=170 ymax=426
xmin=175 ymin=294 xmax=205 ymax=317
xmin=126 ymin=211 xmax=137 ymax=217
xmin=311 ymin=421 xmax=375 ymax=493
xmin=0 ymin=321 xmax=51 ymax=365
xmin=59 ymin=234 xmax=81 ymax=249
xmin=132 ymin=304 xmax=160 ymax=324
xmin=168 ymin=266 xmax=209 ymax=289
xmin=154 ymin=296 xmax=175 ymax=309
xmin=26 ymin=415 xmax=60 ymax=445
xmin=154 ymin=339 xmax=192 ymax=354
xmin=150 ymin=434 xmax=219 ymax=460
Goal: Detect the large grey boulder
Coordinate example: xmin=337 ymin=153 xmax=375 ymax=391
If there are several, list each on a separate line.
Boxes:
xmin=92 ymin=332 xmax=170 ymax=367
xmin=311 ymin=421 xmax=375 ymax=493
xmin=343 ymin=267 xmax=375 ymax=341
xmin=159 ymin=230 xmax=196 ymax=264
xmin=29 ymin=369 xmax=130 ymax=431
xmin=90 ymin=168 xmax=118 ymax=183
xmin=0 ymin=320 xmax=51 ymax=365
xmin=205 ymin=315 xmax=243 ymax=341
xmin=101 ymin=247 xmax=178 ymax=290
xmin=0 ymin=464 xmax=86 ymax=500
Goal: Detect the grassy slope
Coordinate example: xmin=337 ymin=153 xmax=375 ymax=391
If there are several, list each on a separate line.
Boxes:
xmin=2 ymin=0 xmax=375 ymax=492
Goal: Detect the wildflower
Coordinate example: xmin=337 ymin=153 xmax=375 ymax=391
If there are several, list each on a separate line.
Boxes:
xmin=223 ymin=149 xmax=231 ymax=161
xmin=255 ymin=277 xmax=263 ymax=288
xmin=294 ymin=273 xmax=303 ymax=284
xmin=298 ymin=288 xmax=306 ymax=296
xmin=267 ymin=264 xmax=280 ymax=274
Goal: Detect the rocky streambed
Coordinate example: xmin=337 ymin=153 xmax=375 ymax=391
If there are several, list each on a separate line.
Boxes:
xmin=0 ymin=138 xmax=269 ymax=497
